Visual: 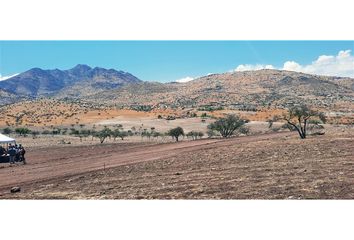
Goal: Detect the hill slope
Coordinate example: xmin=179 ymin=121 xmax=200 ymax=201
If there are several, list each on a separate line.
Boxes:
xmin=82 ymin=69 xmax=354 ymax=112
xmin=0 ymin=89 xmax=28 ymax=106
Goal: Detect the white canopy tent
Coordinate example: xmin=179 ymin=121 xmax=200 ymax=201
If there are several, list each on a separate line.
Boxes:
xmin=0 ymin=133 xmax=16 ymax=144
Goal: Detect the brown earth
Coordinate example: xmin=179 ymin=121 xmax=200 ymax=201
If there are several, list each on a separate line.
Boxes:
xmin=1 ymin=98 xmax=352 ymax=129
xmin=0 ymin=99 xmax=159 ymax=127
xmin=0 ymin=129 xmax=353 ymax=199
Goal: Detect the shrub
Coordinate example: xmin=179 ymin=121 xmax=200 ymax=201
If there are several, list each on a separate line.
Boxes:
xmin=15 ymin=127 xmax=31 ymax=137
xmin=2 ymin=127 xmax=13 ymax=135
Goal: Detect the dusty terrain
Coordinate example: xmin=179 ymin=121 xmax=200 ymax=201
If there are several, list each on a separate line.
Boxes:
xmin=1 ymin=127 xmax=353 ymax=199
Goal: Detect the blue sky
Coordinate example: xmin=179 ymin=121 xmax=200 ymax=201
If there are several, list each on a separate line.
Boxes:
xmin=0 ymin=41 xmax=353 ymax=81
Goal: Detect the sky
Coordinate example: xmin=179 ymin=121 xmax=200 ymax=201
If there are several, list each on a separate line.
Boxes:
xmin=0 ymin=41 xmax=353 ymax=82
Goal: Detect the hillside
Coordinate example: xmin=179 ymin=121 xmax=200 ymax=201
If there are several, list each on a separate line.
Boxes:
xmin=81 ymin=69 xmax=354 ymax=113
xmin=0 ymin=89 xmax=28 ymax=106
xmin=0 ymin=64 xmax=141 ymax=98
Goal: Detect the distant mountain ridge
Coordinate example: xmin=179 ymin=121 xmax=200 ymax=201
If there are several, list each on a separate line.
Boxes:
xmin=1 ymin=67 xmax=353 ymax=113
xmin=0 ymin=64 xmax=141 ymax=98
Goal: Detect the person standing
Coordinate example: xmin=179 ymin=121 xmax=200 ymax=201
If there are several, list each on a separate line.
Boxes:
xmin=15 ymin=144 xmax=20 ymax=162
xmin=19 ymin=144 xmax=26 ymax=164
xmin=8 ymin=146 xmax=16 ymax=165
xmin=0 ymin=146 xmax=5 ymax=156
xmin=0 ymin=146 xmax=5 ymax=162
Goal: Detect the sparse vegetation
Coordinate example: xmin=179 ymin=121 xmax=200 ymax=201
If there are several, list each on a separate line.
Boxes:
xmin=15 ymin=127 xmax=31 ymax=137
xmin=2 ymin=127 xmax=13 ymax=135
xmin=0 ymin=66 xmax=353 ymax=201
xmin=197 ymin=106 xmax=224 ymax=111
xmin=131 ymin=105 xmax=153 ymax=112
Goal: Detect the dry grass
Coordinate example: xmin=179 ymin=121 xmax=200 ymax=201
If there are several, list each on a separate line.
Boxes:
xmin=2 ymin=126 xmax=353 ymax=199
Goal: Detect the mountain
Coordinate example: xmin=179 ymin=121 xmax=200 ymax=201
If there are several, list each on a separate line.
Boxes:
xmin=0 ymin=64 xmax=141 ymax=98
xmin=1 ymin=67 xmax=353 ymax=113
xmin=83 ymin=69 xmax=354 ymax=112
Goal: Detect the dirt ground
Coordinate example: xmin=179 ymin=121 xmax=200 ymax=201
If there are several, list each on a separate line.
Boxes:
xmin=98 ymin=116 xmax=215 ymax=133
xmin=6 ymin=120 xmax=270 ymax=148
xmin=0 ymin=127 xmax=353 ymax=199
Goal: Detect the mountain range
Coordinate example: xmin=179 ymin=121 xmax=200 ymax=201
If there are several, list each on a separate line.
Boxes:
xmin=0 ymin=65 xmax=353 ymax=113
xmin=0 ymin=64 xmax=141 ymax=98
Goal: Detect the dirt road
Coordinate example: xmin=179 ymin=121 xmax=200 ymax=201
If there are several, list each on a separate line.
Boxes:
xmin=0 ymin=132 xmax=291 ymax=192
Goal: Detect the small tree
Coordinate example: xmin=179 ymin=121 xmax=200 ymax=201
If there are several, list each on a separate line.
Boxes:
xmin=141 ymin=129 xmax=152 ymax=140
xmin=208 ymin=114 xmax=247 ymax=138
xmin=112 ymin=129 xmax=121 ymax=141
xmin=186 ymin=131 xmax=195 ymax=140
xmin=283 ymin=105 xmax=326 ymax=139
xmin=186 ymin=131 xmax=204 ymax=140
xmin=117 ymin=131 xmax=128 ymax=140
xmin=168 ymin=127 xmax=184 ymax=142
xmin=95 ymin=127 xmax=112 ymax=144
xmin=152 ymin=131 xmax=162 ymax=140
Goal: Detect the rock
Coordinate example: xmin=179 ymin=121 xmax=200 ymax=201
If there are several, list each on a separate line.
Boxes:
xmin=175 ymin=172 xmax=182 ymax=175
xmin=10 ymin=187 xmax=21 ymax=193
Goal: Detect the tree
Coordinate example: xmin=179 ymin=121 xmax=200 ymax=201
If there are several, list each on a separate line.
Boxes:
xmin=112 ymin=129 xmax=128 ymax=140
xmin=186 ymin=131 xmax=204 ymax=140
xmin=208 ymin=114 xmax=247 ymax=138
xmin=167 ymin=127 xmax=184 ymax=142
xmin=112 ymin=129 xmax=121 ymax=141
xmin=119 ymin=131 xmax=128 ymax=140
xmin=283 ymin=105 xmax=326 ymax=139
xmin=141 ymin=129 xmax=152 ymax=140
xmin=152 ymin=131 xmax=162 ymax=140
xmin=95 ymin=127 xmax=112 ymax=144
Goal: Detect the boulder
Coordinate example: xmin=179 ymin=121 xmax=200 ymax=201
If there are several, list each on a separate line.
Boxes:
xmin=10 ymin=186 xmax=21 ymax=193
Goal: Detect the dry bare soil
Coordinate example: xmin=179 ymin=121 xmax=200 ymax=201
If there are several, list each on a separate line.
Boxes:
xmin=0 ymin=127 xmax=353 ymax=199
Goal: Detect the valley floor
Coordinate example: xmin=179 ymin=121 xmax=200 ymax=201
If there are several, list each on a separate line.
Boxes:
xmin=0 ymin=128 xmax=353 ymax=199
